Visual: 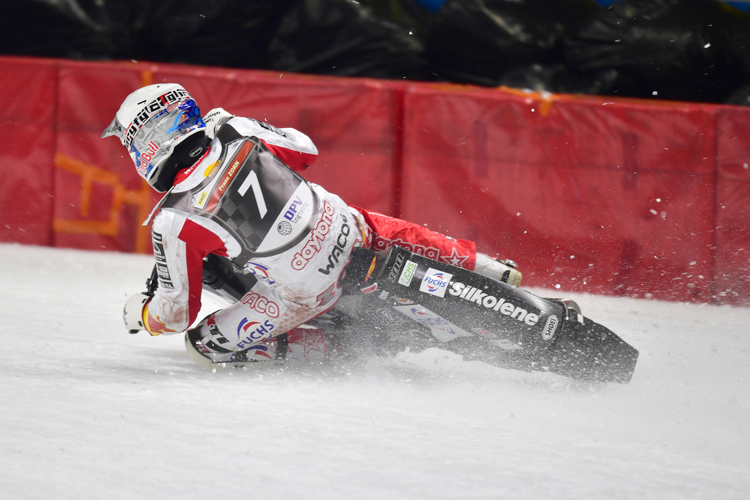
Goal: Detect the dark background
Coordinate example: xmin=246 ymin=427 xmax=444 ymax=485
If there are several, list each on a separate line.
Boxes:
xmin=3 ymin=0 xmax=750 ymax=105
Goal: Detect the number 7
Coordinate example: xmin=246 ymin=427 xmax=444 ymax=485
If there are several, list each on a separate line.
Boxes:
xmin=237 ymin=171 xmax=268 ymax=218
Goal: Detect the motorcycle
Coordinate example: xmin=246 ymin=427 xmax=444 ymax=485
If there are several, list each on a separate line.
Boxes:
xmin=147 ymin=246 xmax=639 ymax=383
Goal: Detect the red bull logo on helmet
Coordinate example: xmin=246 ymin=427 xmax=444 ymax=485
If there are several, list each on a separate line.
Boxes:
xmin=135 ymin=141 xmax=160 ymax=176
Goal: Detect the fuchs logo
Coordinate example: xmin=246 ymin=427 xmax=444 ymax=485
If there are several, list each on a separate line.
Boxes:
xmin=542 ymin=315 xmax=559 ymax=341
xmin=240 ymin=291 xmax=280 ymax=318
xmin=124 ymin=88 xmax=191 ymax=147
xmin=244 ymin=262 xmax=276 ymax=285
xmin=318 ymin=214 xmax=350 ymax=275
xmin=236 ymin=319 xmax=275 ymax=349
xmin=292 ymin=202 xmax=335 ymax=270
xmin=398 ymin=260 xmax=417 ymax=286
xmin=388 ymin=252 xmax=406 ymax=282
xmin=245 ymin=345 xmax=273 ymax=360
xmin=283 ymin=196 xmax=308 ymax=223
xmin=448 ymin=282 xmax=540 ymax=326
xmin=419 ymin=268 xmax=453 ymax=298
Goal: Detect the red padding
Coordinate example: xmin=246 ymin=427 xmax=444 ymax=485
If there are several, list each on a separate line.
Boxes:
xmin=401 ymin=86 xmax=718 ymax=303
xmin=715 ymin=107 xmax=750 ymax=304
xmin=0 ymin=58 xmax=57 ymax=246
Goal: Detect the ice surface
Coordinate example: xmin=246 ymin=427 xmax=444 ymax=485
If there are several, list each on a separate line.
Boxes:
xmin=0 ymin=243 xmax=748 ymax=499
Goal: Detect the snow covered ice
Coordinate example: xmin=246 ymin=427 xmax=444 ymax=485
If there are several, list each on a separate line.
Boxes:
xmin=0 ymin=243 xmax=748 ymax=499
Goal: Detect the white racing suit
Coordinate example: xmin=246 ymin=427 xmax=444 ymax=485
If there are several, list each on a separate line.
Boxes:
xmin=143 ymin=115 xmax=480 ymax=364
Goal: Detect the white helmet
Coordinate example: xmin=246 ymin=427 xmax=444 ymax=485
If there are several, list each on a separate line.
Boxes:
xmin=102 ymin=83 xmax=206 ymax=192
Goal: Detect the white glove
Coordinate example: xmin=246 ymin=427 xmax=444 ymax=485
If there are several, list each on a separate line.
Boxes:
xmin=203 ymin=107 xmax=234 ymax=140
xmin=123 ymin=293 xmax=151 ymax=334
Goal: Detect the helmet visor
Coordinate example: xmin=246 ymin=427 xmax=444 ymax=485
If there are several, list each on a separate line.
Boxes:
xmin=128 ymin=98 xmax=205 ymax=181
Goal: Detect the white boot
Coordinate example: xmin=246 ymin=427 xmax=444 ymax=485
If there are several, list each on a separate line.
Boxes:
xmin=474 ymin=253 xmax=523 ymax=286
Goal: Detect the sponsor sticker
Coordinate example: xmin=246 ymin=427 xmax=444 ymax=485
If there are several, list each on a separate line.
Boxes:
xmin=447 ymin=282 xmax=540 ymax=326
xmin=394 ymin=297 xmax=414 ymax=305
xmin=419 ymin=268 xmax=453 ymax=298
xmin=318 ymin=214 xmax=350 ymax=275
xmin=240 ymin=291 xmax=280 ymax=318
xmin=388 ymin=252 xmax=406 ymax=282
xmin=542 ymin=315 xmax=559 ymax=341
xmin=236 ymin=318 xmax=275 ymax=349
xmin=291 ymin=201 xmax=335 ymax=270
xmin=398 ymin=260 xmax=418 ymax=287
xmin=283 ymin=195 xmax=308 ymax=223
xmin=393 ymin=305 xmax=472 ymax=342
xmin=192 ymin=191 xmax=208 ymax=208
xmin=364 ymin=255 xmax=377 ymax=282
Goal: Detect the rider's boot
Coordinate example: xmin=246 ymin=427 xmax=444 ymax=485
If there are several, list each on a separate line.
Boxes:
xmin=474 ymin=253 xmax=523 ymax=286
xmin=185 ymin=319 xmax=334 ymax=370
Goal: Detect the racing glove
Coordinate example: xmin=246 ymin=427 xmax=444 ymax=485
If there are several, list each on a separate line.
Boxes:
xmin=123 ymin=293 xmax=151 ymax=334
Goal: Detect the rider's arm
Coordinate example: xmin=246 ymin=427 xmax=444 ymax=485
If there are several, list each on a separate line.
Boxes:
xmin=224 ymin=116 xmax=318 ymax=171
xmin=142 ymin=211 xmax=229 ymax=336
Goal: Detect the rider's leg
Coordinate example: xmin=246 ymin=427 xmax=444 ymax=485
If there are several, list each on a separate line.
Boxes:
xmin=350 ymin=206 xmax=522 ymax=286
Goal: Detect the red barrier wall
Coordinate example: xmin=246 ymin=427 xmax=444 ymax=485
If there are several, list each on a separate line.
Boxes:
xmin=2 ymin=58 xmax=402 ymax=254
xmin=0 ymin=58 xmax=57 ymax=246
xmin=716 ymin=108 xmax=750 ymax=303
xmin=401 ymin=86 xmax=719 ymax=303
xmin=0 ymin=56 xmax=748 ymax=306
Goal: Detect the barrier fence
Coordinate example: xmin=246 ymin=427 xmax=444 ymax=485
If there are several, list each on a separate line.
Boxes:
xmin=1 ymin=56 xmax=748 ymax=306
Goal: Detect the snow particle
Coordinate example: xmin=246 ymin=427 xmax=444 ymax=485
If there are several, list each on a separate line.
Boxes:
xmin=704 ymin=43 xmax=711 ymax=49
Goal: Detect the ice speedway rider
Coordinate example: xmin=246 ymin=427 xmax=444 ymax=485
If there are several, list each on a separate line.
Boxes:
xmin=102 ymin=83 xmax=522 ymax=366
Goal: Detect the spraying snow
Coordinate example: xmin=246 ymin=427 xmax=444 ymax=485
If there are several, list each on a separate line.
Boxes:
xmin=0 ymin=243 xmax=748 ymax=499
